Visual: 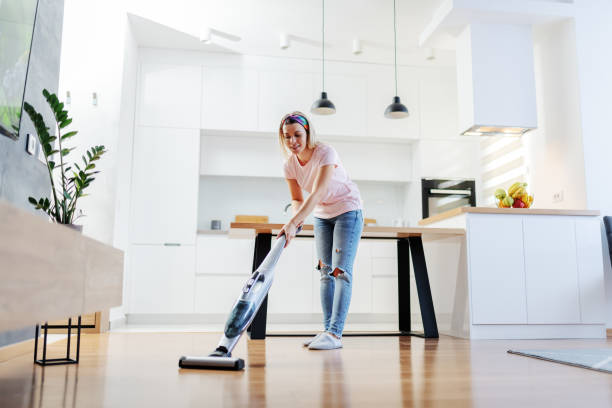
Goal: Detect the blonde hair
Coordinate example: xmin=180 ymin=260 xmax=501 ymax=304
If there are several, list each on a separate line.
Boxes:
xmin=278 ymin=111 xmax=317 ymax=159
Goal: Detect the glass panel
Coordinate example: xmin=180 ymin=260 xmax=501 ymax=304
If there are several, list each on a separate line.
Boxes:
xmin=0 ymin=0 xmax=39 ymax=140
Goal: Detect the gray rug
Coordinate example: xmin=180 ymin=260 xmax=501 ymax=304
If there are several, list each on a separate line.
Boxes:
xmin=508 ymin=349 xmax=612 ymax=374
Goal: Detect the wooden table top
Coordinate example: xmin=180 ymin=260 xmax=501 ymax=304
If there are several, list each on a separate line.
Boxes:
xmin=229 ymin=222 xmax=465 ymax=239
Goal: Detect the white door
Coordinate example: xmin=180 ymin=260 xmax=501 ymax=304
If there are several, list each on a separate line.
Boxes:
xmin=467 ymin=214 xmax=527 ymax=324
xmin=137 ymin=63 xmax=202 ymax=129
xmin=129 ymin=245 xmax=195 ymax=313
xmin=524 ymin=216 xmax=581 ymax=324
xmin=130 ymin=127 xmax=200 ymax=245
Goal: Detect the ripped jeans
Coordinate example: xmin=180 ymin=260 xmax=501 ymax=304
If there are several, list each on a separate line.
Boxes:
xmin=313 ymin=209 xmax=363 ymax=338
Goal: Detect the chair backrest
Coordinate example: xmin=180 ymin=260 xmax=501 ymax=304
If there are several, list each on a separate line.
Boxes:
xmin=603 ymin=216 xmax=612 ymax=262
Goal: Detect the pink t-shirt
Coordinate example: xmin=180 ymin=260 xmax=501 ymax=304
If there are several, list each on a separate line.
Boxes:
xmin=283 ymin=143 xmax=362 ymax=219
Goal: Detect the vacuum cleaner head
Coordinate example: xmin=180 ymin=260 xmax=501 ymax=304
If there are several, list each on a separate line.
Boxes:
xmin=179 ymin=355 xmax=245 ymax=370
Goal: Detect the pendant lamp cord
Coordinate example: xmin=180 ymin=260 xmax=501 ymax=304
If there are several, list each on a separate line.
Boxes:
xmin=393 ymin=0 xmax=398 ymax=96
xmin=322 ymin=0 xmax=325 ymax=92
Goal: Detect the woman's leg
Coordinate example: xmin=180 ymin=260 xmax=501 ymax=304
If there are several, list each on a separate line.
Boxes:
xmin=313 ymin=217 xmax=334 ymax=331
xmin=328 ymin=210 xmax=363 ymax=338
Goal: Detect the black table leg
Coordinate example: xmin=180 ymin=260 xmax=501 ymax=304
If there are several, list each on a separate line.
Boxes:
xmin=248 ymin=232 xmax=272 ymax=340
xmin=397 ymin=238 xmax=411 ymax=334
xmin=408 ymin=236 xmax=439 ymax=338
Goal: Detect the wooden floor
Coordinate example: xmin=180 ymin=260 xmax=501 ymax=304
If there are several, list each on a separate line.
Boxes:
xmin=0 ymin=333 xmax=610 ymax=407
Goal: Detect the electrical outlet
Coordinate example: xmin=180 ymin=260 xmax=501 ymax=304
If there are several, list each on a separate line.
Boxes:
xmin=553 ymin=190 xmax=564 ymax=203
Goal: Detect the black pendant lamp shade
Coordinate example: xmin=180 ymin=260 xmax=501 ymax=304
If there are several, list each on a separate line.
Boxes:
xmin=385 ymin=0 xmax=409 ymax=119
xmin=312 ymin=0 xmax=336 ymax=115
xmin=385 ymin=96 xmax=409 ymax=119
xmin=311 ymin=91 xmax=336 ymax=115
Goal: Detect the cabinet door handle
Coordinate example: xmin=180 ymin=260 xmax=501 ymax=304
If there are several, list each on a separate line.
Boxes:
xmin=163 ymin=243 xmax=181 ymax=246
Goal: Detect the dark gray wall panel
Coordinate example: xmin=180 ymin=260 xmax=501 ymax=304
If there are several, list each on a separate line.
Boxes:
xmin=0 ymin=0 xmax=65 ymax=348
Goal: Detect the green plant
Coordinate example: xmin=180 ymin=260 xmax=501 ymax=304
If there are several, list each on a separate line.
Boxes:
xmin=23 ymin=89 xmax=106 ymax=224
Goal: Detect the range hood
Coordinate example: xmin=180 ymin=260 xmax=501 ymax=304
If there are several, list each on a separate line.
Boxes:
xmin=456 ymin=23 xmax=538 ymax=136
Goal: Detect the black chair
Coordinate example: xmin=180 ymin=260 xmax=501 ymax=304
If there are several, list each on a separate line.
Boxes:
xmin=603 ymin=216 xmax=612 ymax=263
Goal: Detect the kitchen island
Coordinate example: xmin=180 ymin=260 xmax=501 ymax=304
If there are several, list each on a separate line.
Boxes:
xmin=420 ymin=207 xmax=606 ymax=339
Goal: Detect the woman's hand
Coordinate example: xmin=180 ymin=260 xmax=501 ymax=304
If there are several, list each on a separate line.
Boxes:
xmin=278 ymin=220 xmax=303 ymax=247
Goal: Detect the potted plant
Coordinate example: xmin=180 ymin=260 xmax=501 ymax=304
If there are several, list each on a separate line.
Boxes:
xmin=23 ymin=89 xmax=106 ymax=229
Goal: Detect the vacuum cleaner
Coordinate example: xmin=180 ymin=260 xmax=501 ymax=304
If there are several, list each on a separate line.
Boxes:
xmin=178 ymin=226 xmax=301 ymax=371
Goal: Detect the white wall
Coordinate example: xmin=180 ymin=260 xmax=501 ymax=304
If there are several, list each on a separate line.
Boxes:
xmin=525 ymin=20 xmax=586 ymax=210
xmin=58 ymin=0 xmax=131 ymax=244
xmin=573 ymin=0 xmax=612 ymax=328
xmin=197 ymin=176 xmax=409 ymax=230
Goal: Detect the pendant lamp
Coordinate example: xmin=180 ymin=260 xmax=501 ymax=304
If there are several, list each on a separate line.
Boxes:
xmin=384 ymin=0 xmax=409 ymax=119
xmin=311 ymin=0 xmax=336 ymax=115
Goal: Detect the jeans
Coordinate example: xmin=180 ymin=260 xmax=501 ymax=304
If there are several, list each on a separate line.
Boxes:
xmin=313 ymin=209 xmax=363 ymax=338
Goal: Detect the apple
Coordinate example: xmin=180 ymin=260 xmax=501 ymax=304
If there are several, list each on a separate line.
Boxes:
xmin=512 ymin=198 xmax=526 ymax=208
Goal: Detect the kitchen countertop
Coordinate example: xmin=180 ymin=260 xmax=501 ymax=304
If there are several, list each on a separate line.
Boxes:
xmin=419 ymin=207 xmax=601 ymax=226
xmin=197 ymin=229 xmax=229 ymax=235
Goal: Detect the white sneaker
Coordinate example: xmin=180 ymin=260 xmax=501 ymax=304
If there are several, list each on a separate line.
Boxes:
xmin=303 ymin=332 xmax=324 ymax=347
xmin=308 ymin=332 xmax=342 ymax=350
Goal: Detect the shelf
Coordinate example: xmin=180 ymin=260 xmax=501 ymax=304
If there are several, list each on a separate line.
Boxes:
xmin=201 ymin=128 xmax=420 ymax=145
xmin=199 ymin=173 xmax=412 ymax=184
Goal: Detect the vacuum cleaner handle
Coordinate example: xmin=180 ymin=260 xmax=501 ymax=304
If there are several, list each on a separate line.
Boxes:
xmin=277 ymin=224 xmax=303 ymax=246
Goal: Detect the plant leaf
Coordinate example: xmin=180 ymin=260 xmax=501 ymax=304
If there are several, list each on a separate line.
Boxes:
xmin=61 ymin=131 xmax=77 ymax=140
xmin=59 ymin=118 xmax=72 ymax=129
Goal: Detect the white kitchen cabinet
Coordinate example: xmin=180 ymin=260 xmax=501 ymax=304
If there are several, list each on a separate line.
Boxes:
xmin=370 ymin=240 xmax=399 ymax=314
xmin=349 ymin=241 xmax=373 ymax=313
xmin=196 ymin=235 xmax=254 ymax=276
xmin=524 ymin=217 xmax=581 ymax=324
xmin=190 ymin=235 xmax=404 ymax=322
xmin=313 ymin=73 xmax=368 ymax=137
xmin=201 ymin=68 xmax=258 ymax=131
xmin=467 ymin=214 xmax=527 ymax=324
xmin=257 ymin=70 xmax=314 ymax=132
xmin=575 ymin=218 xmax=606 ymax=323
xmin=137 ymin=63 xmax=202 ymax=129
xmin=130 ymin=127 xmax=199 ymax=245
xmin=129 ymin=245 xmax=195 ymax=313
xmin=268 ymin=238 xmax=315 ymax=314
xmin=372 ymin=277 xmax=399 ymax=314
xmin=195 ymin=275 xmax=248 ymax=314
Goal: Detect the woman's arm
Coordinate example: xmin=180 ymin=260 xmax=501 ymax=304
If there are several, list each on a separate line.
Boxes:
xmin=286 ymin=178 xmax=304 ymax=216
xmin=279 ymin=164 xmax=334 ymax=246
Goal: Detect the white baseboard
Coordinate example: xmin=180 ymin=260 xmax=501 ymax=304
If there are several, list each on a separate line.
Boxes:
xmin=109 ymin=315 xmax=127 ymax=330
xmin=470 ymin=324 xmax=607 ymax=339
xmin=125 ymin=313 xmax=401 ymax=325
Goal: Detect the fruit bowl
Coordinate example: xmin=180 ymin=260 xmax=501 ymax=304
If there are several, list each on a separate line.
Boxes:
xmin=494 ymin=182 xmax=533 ymax=208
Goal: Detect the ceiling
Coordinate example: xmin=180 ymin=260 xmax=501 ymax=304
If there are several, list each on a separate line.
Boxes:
xmin=125 ymin=0 xmax=455 ymax=67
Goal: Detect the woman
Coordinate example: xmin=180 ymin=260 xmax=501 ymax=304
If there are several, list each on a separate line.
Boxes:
xmin=277 ymin=111 xmax=363 ymax=350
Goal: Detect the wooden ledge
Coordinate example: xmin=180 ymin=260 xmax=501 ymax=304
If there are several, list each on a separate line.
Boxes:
xmin=0 ymin=200 xmax=124 ymax=332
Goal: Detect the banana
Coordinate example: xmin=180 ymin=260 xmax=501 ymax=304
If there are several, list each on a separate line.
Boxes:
xmin=507 ymin=182 xmax=522 ymax=197
xmin=508 ymin=182 xmax=528 ymax=198
xmin=512 ymin=187 xmax=526 ymax=199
